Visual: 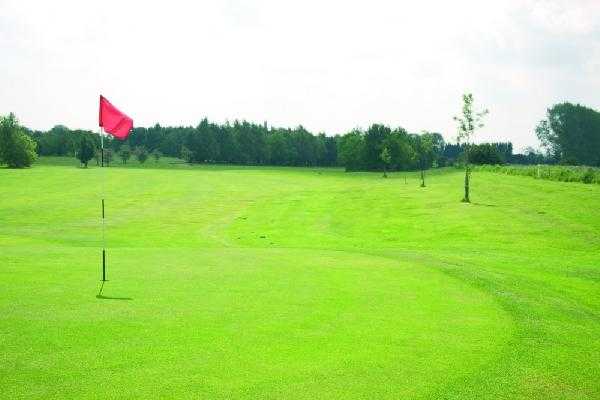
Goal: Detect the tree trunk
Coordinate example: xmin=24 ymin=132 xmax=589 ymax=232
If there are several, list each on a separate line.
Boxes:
xmin=462 ymin=164 xmax=470 ymax=202
xmin=383 ymin=165 xmax=387 ymax=178
xmin=420 ymin=169 xmax=425 ymax=187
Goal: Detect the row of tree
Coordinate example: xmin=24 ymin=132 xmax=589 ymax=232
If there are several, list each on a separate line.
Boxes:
xmin=29 ymin=120 xmax=340 ymax=167
xmin=88 ymin=144 xmax=161 ymax=167
xmin=11 ymin=99 xmax=588 ymax=172
xmin=24 ymin=119 xmax=533 ymax=171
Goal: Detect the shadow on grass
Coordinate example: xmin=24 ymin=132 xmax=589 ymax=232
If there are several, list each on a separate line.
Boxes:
xmin=96 ymin=294 xmax=133 ymax=301
xmin=96 ymin=281 xmax=132 ymax=300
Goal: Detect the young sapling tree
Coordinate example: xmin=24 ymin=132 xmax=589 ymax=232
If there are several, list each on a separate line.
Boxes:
xmin=453 ymin=93 xmax=488 ymax=202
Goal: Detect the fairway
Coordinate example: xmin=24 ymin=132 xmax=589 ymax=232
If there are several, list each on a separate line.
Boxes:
xmin=2 ymin=159 xmax=600 ymax=399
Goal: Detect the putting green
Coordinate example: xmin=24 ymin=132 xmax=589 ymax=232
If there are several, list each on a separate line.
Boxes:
xmin=2 ymin=246 xmax=510 ymax=399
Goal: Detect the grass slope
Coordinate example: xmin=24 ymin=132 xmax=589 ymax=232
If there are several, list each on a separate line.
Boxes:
xmin=1 ymin=157 xmax=599 ymax=399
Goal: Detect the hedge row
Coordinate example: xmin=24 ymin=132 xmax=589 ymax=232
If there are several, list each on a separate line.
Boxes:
xmin=473 ymin=164 xmax=600 ymax=185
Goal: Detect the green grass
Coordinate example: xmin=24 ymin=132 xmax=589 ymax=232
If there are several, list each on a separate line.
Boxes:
xmin=1 ymin=158 xmax=599 ymax=399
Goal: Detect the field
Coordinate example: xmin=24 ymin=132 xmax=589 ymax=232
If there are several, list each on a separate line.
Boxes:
xmin=2 ymin=157 xmax=600 ymax=399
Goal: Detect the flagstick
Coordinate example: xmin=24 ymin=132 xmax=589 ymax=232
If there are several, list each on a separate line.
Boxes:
xmin=100 ymin=128 xmax=107 ymax=282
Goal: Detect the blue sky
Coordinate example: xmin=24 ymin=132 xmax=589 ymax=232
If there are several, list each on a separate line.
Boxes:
xmin=1 ymin=0 xmax=599 ymax=151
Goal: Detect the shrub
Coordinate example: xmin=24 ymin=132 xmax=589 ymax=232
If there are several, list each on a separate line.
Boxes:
xmin=0 ymin=113 xmax=37 ymax=168
xmin=468 ymin=144 xmax=503 ymax=165
xmin=473 ymin=164 xmax=600 ymax=185
xmin=582 ymin=168 xmax=596 ymax=184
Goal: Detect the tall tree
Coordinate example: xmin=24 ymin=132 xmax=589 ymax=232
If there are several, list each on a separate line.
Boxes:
xmin=135 ymin=146 xmax=149 ymax=163
xmin=266 ymin=131 xmax=294 ymax=165
xmin=76 ymin=135 xmax=95 ymax=167
xmin=421 ymin=132 xmax=445 ymax=167
xmin=188 ymin=119 xmax=219 ymax=162
xmin=453 ymin=93 xmax=488 ymax=203
xmin=337 ymin=129 xmax=365 ymax=171
xmin=386 ymin=128 xmax=415 ymax=171
xmin=364 ymin=124 xmax=391 ymax=170
xmin=0 ymin=113 xmax=37 ymax=168
xmin=536 ymin=103 xmax=600 ymax=165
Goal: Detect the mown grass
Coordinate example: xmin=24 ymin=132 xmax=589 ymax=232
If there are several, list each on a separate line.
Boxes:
xmin=474 ymin=163 xmax=600 ymax=184
xmin=1 ymin=157 xmax=599 ymax=399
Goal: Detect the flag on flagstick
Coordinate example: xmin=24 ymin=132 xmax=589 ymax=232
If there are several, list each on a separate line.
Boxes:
xmin=99 ymin=95 xmax=133 ymax=140
xmin=97 ymin=95 xmax=133 ymax=290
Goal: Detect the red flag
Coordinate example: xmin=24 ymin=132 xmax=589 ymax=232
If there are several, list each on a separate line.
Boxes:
xmin=99 ymin=95 xmax=133 ymax=140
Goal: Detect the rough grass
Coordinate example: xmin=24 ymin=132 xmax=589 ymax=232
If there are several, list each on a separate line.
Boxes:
xmin=474 ymin=164 xmax=600 ymax=184
xmin=1 ymin=158 xmax=599 ymax=399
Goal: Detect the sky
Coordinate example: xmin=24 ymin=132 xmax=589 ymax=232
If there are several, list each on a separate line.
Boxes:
xmin=1 ymin=0 xmax=599 ymax=151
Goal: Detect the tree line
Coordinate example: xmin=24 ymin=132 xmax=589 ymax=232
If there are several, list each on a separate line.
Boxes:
xmin=17 ymin=118 xmax=535 ymax=170
xmin=5 ymin=101 xmax=581 ymax=171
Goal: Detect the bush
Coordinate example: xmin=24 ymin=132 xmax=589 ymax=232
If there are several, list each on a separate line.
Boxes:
xmin=582 ymin=168 xmax=596 ymax=184
xmin=468 ymin=144 xmax=503 ymax=165
xmin=473 ymin=164 xmax=600 ymax=185
xmin=0 ymin=113 xmax=37 ymax=168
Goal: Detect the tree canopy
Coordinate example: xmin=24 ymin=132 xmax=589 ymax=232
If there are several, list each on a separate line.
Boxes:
xmin=76 ymin=135 xmax=95 ymax=167
xmin=536 ymin=102 xmax=600 ymax=166
xmin=0 ymin=113 xmax=37 ymax=168
xmin=18 ymin=113 xmax=548 ymax=170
